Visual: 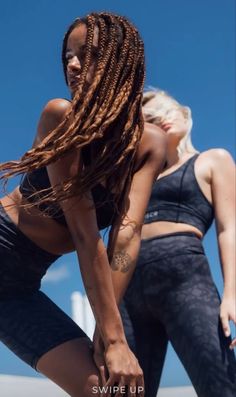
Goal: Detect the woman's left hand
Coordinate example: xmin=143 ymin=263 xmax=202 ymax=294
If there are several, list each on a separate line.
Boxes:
xmin=220 ymin=295 xmax=236 ymax=349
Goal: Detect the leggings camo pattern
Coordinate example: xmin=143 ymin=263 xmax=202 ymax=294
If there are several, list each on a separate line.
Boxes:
xmin=121 ymin=232 xmax=236 ymax=397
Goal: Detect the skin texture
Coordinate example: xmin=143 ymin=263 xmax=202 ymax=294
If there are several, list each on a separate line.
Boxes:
xmin=0 ymin=24 xmax=167 ymax=397
xmin=141 ymin=101 xmax=236 ymax=351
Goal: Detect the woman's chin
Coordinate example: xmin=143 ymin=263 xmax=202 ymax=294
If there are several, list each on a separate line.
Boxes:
xmin=167 ymin=128 xmax=186 ymax=137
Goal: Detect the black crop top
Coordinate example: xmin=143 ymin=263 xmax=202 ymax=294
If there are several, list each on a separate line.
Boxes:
xmin=19 ymin=148 xmax=116 ymax=230
xmin=144 ymin=154 xmax=214 ymax=235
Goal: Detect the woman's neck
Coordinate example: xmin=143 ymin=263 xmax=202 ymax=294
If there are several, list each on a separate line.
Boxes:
xmin=165 ymin=147 xmax=190 ymax=169
xmin=165 ymin=146 xmax=180 ymax=168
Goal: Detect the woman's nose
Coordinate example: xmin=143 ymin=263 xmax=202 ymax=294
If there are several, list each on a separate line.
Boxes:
xmin=67 ymin=56 xmax=81 ymax=73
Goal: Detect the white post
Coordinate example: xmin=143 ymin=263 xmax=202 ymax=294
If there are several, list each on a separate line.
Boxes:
xmin=71 ymin=291 xmax=95 ymax=339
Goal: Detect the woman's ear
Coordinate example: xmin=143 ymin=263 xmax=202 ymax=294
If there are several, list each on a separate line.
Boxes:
xmin=183 ymin=106 xmax=191 ymax=119
xmin=142 ymin=92 xmax=156 ymax=106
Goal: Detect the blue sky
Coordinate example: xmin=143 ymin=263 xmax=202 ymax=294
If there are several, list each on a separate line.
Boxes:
xmin=0 ymin=0 xmax=235 ymax=388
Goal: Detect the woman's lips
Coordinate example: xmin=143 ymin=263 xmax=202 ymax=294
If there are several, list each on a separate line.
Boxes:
xmin=68 ymin=75 xmax=80 ymax=88
xmin=160 ymin=123 xmax=172 ymax=131
xmin=69 ymin=80 xmax=77 ymax=88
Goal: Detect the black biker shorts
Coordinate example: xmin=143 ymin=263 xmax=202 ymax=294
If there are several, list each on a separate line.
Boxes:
xmin=0 ymin=202 xmax=87 ymax=369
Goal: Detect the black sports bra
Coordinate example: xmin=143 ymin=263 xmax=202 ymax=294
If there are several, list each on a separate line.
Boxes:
xmin=144 ymin=154 xmax=214 ymax=235
xmin=19 ymin=148 xmax=116 ymax=230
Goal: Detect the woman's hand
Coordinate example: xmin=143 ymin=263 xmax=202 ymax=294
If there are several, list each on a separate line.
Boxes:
xmin=104 ymin=341 xmax=144 ymax=397
xmin=93 ymin=326 xmax=144 ymax=397
xmin=220 ymin=295 xmax=236 ymax=349
xmin=93 ymin=326 xmax=108 ymax=387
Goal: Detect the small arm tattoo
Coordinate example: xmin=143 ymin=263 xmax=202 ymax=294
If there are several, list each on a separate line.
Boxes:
xmin=111 ymin=250 xmax=134 ymax=273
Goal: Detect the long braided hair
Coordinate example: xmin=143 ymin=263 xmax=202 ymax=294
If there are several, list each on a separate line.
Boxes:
xmin=0 ymin=12 xmax=145 ymax=221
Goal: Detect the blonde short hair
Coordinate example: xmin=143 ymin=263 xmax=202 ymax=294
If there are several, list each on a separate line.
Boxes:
xmin=143 ymin=89 xmax=199 ymax=156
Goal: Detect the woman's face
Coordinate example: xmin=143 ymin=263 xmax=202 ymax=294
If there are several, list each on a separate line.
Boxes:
xmin=144 ymin=98 xmax=189 ymax=139
xmin=65 ymin=23 xmax=99 ymax=95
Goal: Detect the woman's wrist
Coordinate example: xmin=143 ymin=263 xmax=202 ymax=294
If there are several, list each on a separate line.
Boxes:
xmin=222 ymin=286 xmax=235 ymax=299
xmin=105 ymin=338 xmax=127 ymax=352
xmin=100 ymin=318 xmax=127 ymax=349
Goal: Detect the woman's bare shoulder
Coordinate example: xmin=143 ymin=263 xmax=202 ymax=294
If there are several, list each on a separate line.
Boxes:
xmin=134 ymin=122 xmax=167 ymax=174
xmin=41 ymin=98 xmax=72 ymax=121
xmin=37 ymin=98 xmax=72 ymax=141
xmin=196 ymin=149 xmax=235 ymax=184
xmin=199 ymin=148 xmax=235 ymax=166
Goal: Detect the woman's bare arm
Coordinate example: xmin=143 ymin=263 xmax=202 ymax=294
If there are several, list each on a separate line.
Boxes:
xmin=109 ymin=123 xmax=167 ymax=304
xmin=36 ymin=98 xmax=127 ymax=346
xmin=210 ymin=148 xmax=236 ymax=347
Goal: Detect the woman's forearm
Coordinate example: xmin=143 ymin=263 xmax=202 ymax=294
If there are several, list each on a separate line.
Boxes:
xmin=218 ymin=229 xmax=236 ymax=296
xmin=75 ymin=235 xmax=126 ymax=348
xmin=110 ymin=231 xmax=141 ymax=305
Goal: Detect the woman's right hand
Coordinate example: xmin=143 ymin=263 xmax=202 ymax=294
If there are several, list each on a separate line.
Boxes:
xmin=104 ymin=341 xmax=144 ymax=397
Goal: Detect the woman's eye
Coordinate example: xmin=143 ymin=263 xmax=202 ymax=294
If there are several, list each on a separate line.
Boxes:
xmin=65 ymin=54 xmax=73 ymax=62
xmin=155 ymin=116 xmax=162 ymax=124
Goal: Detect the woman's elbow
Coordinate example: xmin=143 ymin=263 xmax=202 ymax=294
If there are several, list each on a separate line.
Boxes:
xmin=68 ymin=221 xmax=101 ymax=248
xmin=115 ymin=225 xmax=142 ymax=249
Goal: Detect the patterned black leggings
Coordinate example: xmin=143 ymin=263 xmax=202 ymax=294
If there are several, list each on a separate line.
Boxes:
xmin=121 ymin=232 xmax=236 ymax=397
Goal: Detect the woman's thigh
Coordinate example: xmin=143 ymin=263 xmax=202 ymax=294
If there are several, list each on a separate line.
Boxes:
xmin=120 ymin=299 xmax=168 ymax=397
xmin=0 ymin=290 xmax=99 ymax=396
xmin=37 ymin=337 xmax=99 ymax=397
xmin=0 ymin=291 xmax=87 ymax=368
xmin=133 ymin=319 xmax=168 ymax=397
xmin=160 ymin=254 xmax=236 ymax=397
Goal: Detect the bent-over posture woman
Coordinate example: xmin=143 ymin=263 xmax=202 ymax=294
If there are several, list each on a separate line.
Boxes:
xmin=0 ymin=15 xmax=166 ymax=397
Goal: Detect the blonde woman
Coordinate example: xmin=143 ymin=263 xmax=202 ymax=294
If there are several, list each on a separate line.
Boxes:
xmin=120 ymin=90 xmax=236 ymax=397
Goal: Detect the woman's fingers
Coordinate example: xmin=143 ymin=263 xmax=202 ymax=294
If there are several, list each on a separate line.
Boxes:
xmin=127 ymin=378 xmax=137 ymax=397
xmin=114 ymin=377 xmax=125 ymax=397
xmin=136 ymin=373 xmax=145 ymax=397
xmin=220 ymin=312 xmax=236 ymax=350
xmin=103 ymin=375 xmax=116 ymax=397
xmin=99 ymin=364 xmax=108 ymax=386
xmin=93 ymin=351 xmax=108 ymax=387
xmin=103 ymin=375 xmax=144 ymax=397
xmin=229 ymin=337 xmax=236 ymax=350
xmin=103 ymin=342 xmax=144 ymax=396
xmin=220 ymin=314 xmax=231 ymax=337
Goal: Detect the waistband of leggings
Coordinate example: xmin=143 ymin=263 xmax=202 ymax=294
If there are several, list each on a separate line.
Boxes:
xmin=141 ymin=231 xmax=201 ymax=244
xmin=138 ymin=231 xmax=205 ymax=261
xmin=0 ymin=201 xmax=60 ymax=261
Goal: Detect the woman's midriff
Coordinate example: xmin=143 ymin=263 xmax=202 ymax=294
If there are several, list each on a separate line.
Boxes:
xmin=141 ymin=221 xmax=203 ymax=240
xmin=0 ymin=187 xmax=75 ymax=255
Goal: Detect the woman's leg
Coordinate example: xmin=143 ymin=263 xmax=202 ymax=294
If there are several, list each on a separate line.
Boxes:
xmin=121 ymin=302 xmax=168 ymax=397
xmin=160 ymin=252 xmax=236 ymax=397
xmin=0 ymin=205 xmax=100 ymax=396
xmin=0 ymin=291 xmax=99 ymax=397
xmin=132 ymin=318 xmax=168 ymax=397
xmin=134 ymin=234 xmax=236 ymax=397
xmin=36 ymin=337 xmax=99 ymax=397
xmin=121 ymin=272 xmax=168 ymax=397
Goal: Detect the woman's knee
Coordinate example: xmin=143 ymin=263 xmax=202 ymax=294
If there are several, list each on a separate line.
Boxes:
xmin=85 ymin=373 xmax=100 ymax=397
xmin=71 ymin=373 xmax=99 ymax=397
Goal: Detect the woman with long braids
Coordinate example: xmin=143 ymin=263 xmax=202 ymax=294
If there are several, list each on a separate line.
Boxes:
xmin=0 ymin=14 xmax=166 ymax=396
xmin=121 ymin=90 xmax=236 ymax=397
